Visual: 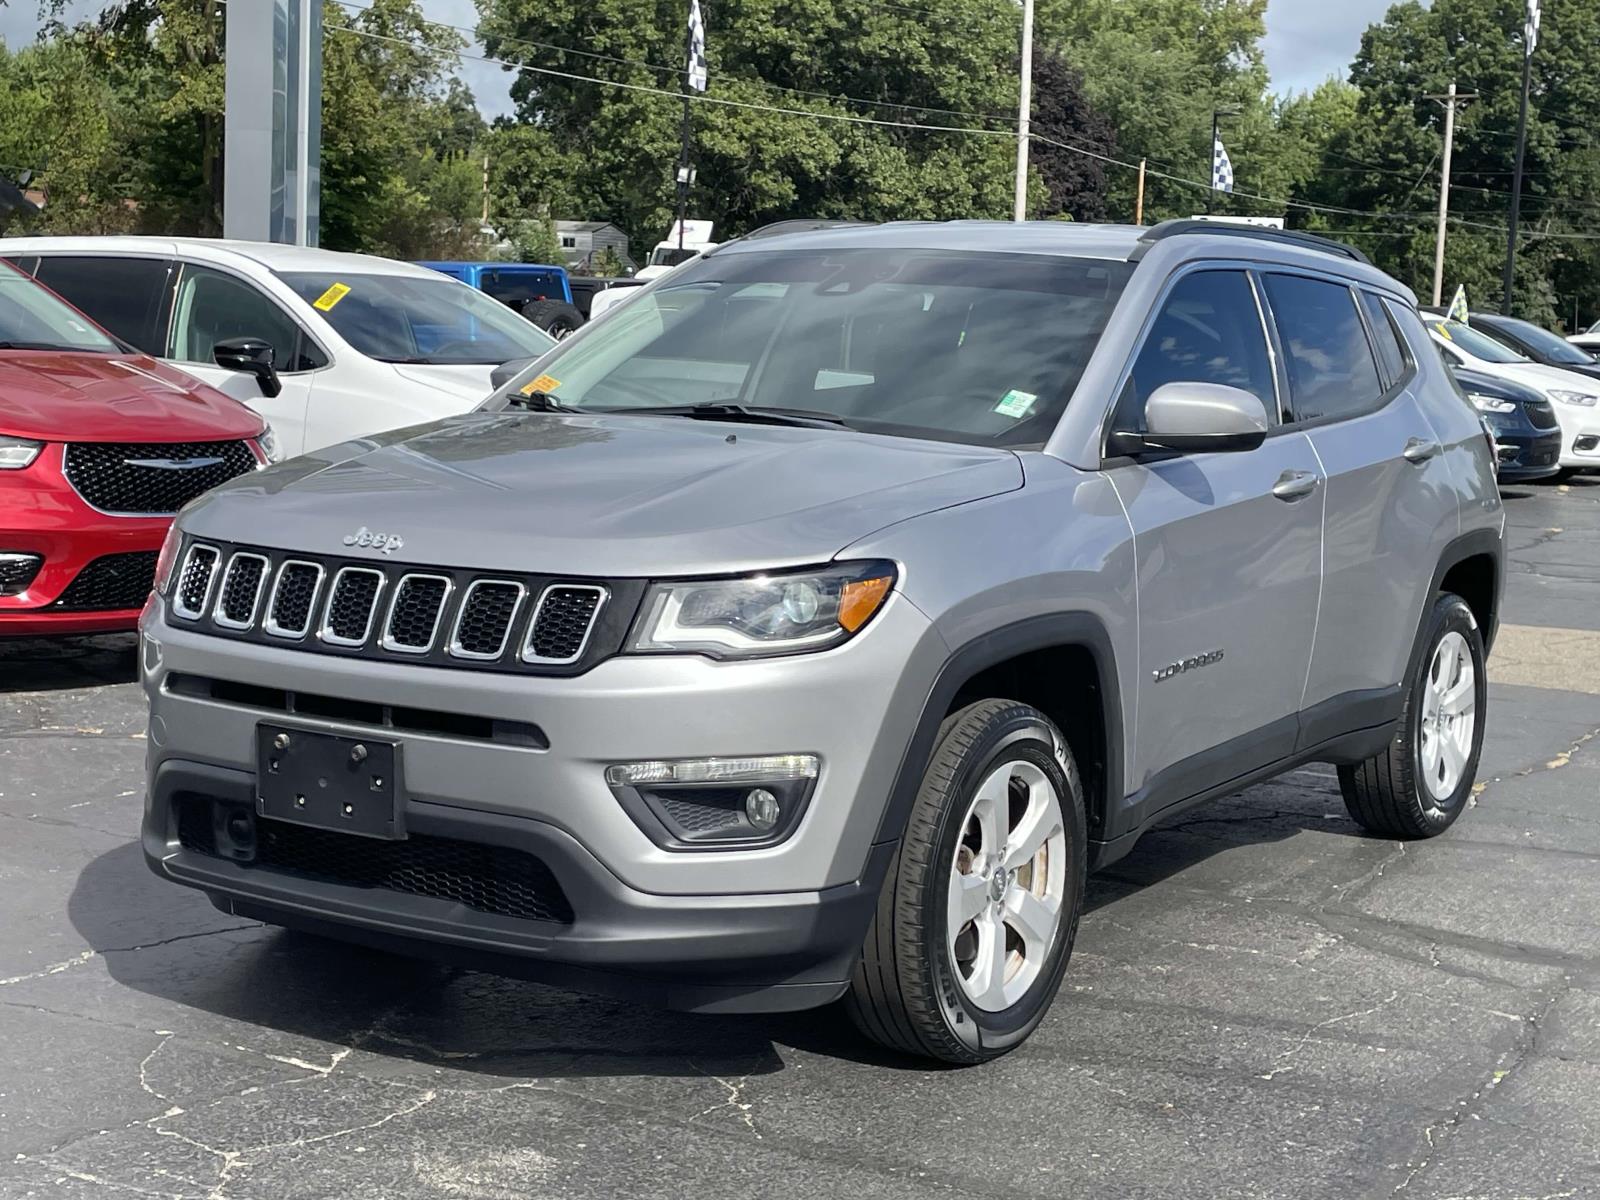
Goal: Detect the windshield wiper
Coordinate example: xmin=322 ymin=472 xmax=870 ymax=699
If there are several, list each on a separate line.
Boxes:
xmin=506 ymin=389 xmax=574 ymax=413
xmin=0 ymin=340 xmax=73 ymax=351
xmin=609 ymin=403 xmax=855 ymax=430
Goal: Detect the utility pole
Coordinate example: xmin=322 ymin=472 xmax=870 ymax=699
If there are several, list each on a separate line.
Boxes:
xmin=481 ymin=154 xmax=489 ymax=225
xmin=1135 ymin=158 xmax=1146 ymax=225
xmin=1012 ymin=0 xmax=1034 ymax=222
xmin=1503 ymin=0 xmax=1540 ymax=314
xmin=1425 ymin=83 xmax=1475 ymax=307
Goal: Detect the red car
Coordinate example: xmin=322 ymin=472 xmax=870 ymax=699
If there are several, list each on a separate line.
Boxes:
xmin=2 ymin=262 xmax=272 ymax=637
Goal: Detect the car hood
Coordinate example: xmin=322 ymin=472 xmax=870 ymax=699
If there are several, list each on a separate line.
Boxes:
xmin=0 ymin=350 xmax=264 ymax=443
xmin=388 ymin=362 xmax=500 ymax=405
xmin=1490 ymin=361 xmax=1600 ymax=398
xmin=182 ymin=411 xmax=1024 ymax=576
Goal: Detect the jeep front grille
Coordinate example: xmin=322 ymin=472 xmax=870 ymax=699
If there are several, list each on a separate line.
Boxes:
xmin=62 ymin=440 xmax=256 ymax=515
xmin=165 ymin=537 xmax=634 ymax=676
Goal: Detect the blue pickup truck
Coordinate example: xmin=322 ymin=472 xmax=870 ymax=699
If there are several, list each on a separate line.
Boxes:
xmin=416 ymin=261 xmax=586 ymax=338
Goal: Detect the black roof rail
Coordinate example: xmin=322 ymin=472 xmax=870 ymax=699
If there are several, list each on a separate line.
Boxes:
xmin=742 ymin=219 xmax=874 ymax=240
xmin=1134 ymin=219 xmax=1372 ymax=266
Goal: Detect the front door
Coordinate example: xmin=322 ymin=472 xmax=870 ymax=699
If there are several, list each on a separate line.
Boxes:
xmin=166 ymin=263 xmax=319 ymax=456
xmin=1105 ymin=268 xmax=1324 ymax=821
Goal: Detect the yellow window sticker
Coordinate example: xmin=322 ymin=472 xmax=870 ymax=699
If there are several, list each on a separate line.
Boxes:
xmin=522 ymin=373 xmax=562 ymax=395
xmin=312 ymin=282 xmax=351 ymax=311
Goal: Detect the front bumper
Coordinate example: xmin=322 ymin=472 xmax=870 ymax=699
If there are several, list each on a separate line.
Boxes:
xmin=1494 ymin=427 xmax=1562 ymax=481
xmin=140 ymin=591 xmax=945 ymax=1004
xmin=146 ymin=761 xmax=894 ymax=1012
xmin=0 ymin=444 xmax=167 ymax=636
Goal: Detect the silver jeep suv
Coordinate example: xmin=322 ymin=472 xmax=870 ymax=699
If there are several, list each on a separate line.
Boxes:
xmin=140 ymin=220 xmax=1503 ymax=1063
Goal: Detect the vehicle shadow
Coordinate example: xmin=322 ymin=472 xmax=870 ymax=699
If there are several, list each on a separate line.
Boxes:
xmin=67 ymin=840 xmax=900 ymax=1077
xmin=0 ymin=633 xmax=138 ymax=693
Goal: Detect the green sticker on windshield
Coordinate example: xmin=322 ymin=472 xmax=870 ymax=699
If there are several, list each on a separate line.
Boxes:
xmin=994 ymin=389 xmax=1037 ymax=419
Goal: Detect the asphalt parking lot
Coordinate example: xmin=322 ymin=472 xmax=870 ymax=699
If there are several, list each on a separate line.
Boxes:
xmin=3 ymin=482 xmax=1599 ymax=1200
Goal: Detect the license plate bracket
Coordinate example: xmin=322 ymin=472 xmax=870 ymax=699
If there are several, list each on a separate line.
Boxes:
xmin=255 ymin=723 xmax=403 ymax=840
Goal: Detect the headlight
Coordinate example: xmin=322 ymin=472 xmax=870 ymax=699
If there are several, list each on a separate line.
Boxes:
xmin=1467 ymin=392 xmax=1517 ymax=415
xmin=0 ymin=435 xmax=43 ymax=469
xmin=152 ymin=525 xmax=183 ymax=595
xmin=628 ymin=561 xmax=896 ymax=658
xmin=254 ymin=423 xmax=281 ymax=464
xmin=1548 ymin=389 xmax=1599 ymax=407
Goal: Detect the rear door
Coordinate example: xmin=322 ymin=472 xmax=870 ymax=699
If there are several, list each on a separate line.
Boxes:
xmin=1261 ymin=274 xmax=1458 ymax=745
xmin=1105 ymin=267 xmax=1325 ymax=813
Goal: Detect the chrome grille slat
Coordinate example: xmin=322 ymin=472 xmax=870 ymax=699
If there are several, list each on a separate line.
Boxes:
xmin=170 ymin=540 xmax=621 ymax=673
xmin=212 ymin=552 xmax=270 ymax=630
xmin=522 ymin=584 xmax=607 ymax=665
xmin=264 ymin=561 xmax=324 ymax=640
xmin=171 ymin=545 xmax=221 ymax=620
xmin=380 ymin=574 xmax=453 ymax=654
xmin=319 ymin=567 xmax=386 ymax=648
xmin=449 ymin=580 xmax=526 ymax=661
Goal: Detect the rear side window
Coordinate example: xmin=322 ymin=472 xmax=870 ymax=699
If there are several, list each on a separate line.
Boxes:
xmin=1264 ymin=274 xmax=1383 ymax=423
xmin=1113 ymin=269 xmax=1276 ymax=432
xmin=33 ymin=255 xmax=174 ymax=351
xmin=482 ymin=269 xmax=563 ymax=309
xmin=1358 ymin=291 xmax=1410 ymax=386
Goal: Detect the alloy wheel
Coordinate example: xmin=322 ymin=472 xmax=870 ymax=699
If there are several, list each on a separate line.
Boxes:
xmin=1418 ymin=629 xmax=1476 ymax=802
xmin=947 ymin=759 xmax=1068 ymax=1012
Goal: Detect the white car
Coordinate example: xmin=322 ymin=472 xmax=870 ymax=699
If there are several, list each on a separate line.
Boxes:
xmin=0 ymin=237 xmax=556 ymax=457
xmin=1427 ymin=316 xmax=1600 ymax=470
xmin=1569 ymin=321 xmax=1600 ymax=353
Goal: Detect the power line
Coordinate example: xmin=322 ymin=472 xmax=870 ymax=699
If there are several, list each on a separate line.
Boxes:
xmin=320 ymin=14 xmax=1600 ymax=244
xmin=329 ymin=0 xmax=1019 ymax=128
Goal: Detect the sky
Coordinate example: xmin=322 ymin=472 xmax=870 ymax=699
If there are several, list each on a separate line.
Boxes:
xmin=1 ymin=0 xmax=1407 ymax=118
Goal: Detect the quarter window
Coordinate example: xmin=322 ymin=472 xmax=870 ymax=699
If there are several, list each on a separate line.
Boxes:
xmin=1113 ymin=269 xmax=1276 ymax=432
xmin=169 ymin=265 xmax=324 ymax=372
xmin=1264 ymin=274 xmax=1384 ymax=423
xmin=32 ymin=255 xmax=174 ymax=351
xmin=1358 ymin=290 xmax=1409 ymax=386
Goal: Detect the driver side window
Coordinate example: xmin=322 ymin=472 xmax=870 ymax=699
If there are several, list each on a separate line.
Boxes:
xmin=169 ymin=264 xmax=325 ymax=372
xmin=1112 ymin=269 xmax=1277 ymax=433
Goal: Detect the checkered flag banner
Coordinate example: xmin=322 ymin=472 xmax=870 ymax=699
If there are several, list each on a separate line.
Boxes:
xmin=687 ymin=0 xmax=708 ymax=92
xmin=1526 ymin=0 xmax=1541 ymax=55
xmin=1212 ymin=136 xmax=1234 ymax=194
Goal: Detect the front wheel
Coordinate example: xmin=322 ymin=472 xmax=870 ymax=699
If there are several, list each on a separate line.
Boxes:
xmin=847 ymin=699 xmax=1086 ymax=1064
xmin=1339 ymin=592 xmax=1486 ymax=838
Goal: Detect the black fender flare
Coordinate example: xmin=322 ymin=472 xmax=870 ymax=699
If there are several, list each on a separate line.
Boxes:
xmin=1425 ymin=526 xmax=1503 ymax=655
xmin=871 ymin=612 xmax=1124 ymax=846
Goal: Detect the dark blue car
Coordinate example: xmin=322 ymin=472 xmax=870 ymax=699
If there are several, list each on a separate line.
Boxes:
xmin=417 ymin=262 xmax=585 ymax=338
xmin=1452 ymin=365 xmax=1562 ymax=483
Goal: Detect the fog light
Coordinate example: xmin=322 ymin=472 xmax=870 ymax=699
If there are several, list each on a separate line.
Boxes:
xmin=744 ymin=787 xmax=781 ymax=831
xmin=605 ymin=755 xmax=818 ymax=787
xmin=0 ymin=552 xmax=42 ymax=597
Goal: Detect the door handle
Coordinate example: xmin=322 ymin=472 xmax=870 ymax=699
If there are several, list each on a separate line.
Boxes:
xmin=1402 ymin=437 xmax=1441 ymax=463
xmin=1271 ymin=470 xmax=1319 ymax=501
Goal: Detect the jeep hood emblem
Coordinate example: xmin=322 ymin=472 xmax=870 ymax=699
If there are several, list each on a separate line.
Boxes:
xmin=343 ymin=526 xmax=405 ymax=555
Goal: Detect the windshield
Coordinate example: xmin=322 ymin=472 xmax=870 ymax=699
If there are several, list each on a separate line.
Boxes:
xmin=1491 ymin=316 xmax=1596 ymax=364
xmin=650 ymin=246 xmax=702 ymax=268
xmin=1428 ymin=318 xmax=1527 ymax=364
xmin=491 ymin=248 xmax=1133 ymax=447
xmin=277 ymin=270 xmax=555 ymax=364
xmin=0 ymin=265 xmax=120 ymax=353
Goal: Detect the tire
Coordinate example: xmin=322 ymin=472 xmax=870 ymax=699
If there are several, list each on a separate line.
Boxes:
xmin=1338 ymin=592 xmax=1486 ymax=839
xmin=846 ymin=699 xmax=1087 ymax=1064
xmin=519 ymin=299 xmax=584 ymax=339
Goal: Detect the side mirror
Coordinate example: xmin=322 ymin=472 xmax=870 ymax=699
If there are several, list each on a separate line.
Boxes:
xmin=1107 ymin=382 xmax=1269 ymax=457
xmin=491 ymin=357 xmax=538 ymax=391
xmin=213 ymin=337 xmax=282 ymax=399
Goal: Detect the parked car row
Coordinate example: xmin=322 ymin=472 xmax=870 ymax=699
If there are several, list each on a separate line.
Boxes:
xmin=1421 ymin=306 xmax=1600 ymax=481
xmin=0 ymin=237 xmax=564 ymax=636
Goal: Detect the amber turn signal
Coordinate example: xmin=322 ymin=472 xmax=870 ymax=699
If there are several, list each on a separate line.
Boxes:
xmin=839 ymin=575 xmax=893 ymax=632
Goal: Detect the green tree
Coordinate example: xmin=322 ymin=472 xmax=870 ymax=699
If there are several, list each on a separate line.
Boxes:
xmin=477 ymin=0 xmax=1022 ymax=249
xmin=501 ymin=213 xmax=565 ymax=264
